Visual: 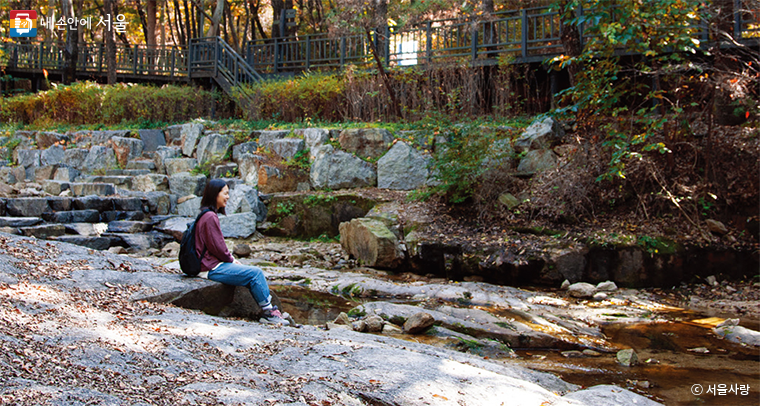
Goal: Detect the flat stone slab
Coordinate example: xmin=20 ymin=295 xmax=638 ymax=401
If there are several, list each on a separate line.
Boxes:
xmin=53 ymin=235 xmax=120 ymax=250
xmin=0 ymin=216 xmax=43 ymax=227
xmin=20 ymin=224 xmax=66 ymax=239
xmin=70 ymin=183 xmax=116 ymax=197
xmin=106 ymin=221 xmax=154 ymax=233
xmin=42 ymin=210 xmax=101 ymax=223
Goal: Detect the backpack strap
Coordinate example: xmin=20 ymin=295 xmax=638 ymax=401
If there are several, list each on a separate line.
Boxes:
xmin=194 ymin=208 xmax=213 ymax=260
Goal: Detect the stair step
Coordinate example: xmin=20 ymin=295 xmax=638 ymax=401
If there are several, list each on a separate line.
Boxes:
xmin=106 ymin=169 xmax=152 ymax=176
xmin=0 ymin=216 xmax=43 ymax=227
xmin=70 ymin=183 xmax=116 ymax=197
xmin=20 ymin=224 xmax=65 ymax=239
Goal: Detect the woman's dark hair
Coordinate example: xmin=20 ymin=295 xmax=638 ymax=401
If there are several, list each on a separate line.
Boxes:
xmin=200 ymin=179 xmax=228 ymax=215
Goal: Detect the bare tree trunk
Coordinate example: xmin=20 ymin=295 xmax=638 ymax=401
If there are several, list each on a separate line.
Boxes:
xmin=160 ymin=1 xmax=167 ymax=46
xmin=147 ymin=0 xmax=157 ymax=45
xmin=206 ymin=0 xmax=225 ymax=37
xmin=558 ymin=0 xmax=582 ymax=87
xmin=374 ymin=0 xmax=387 ymax=60
xmin=225 ymin=1 xmax=239 ymax=50
xmin=104 ymin=0 xmax=117 ymax=84
xmin=45 ymin=0 xmax=57 ymax=44
xmin=174 ymin=0 xmax=186 ymax=46
xmin=61 ymin=0 xmax=78 ymax=84
xmin=365 ymin=29 xmax=399 ymax=118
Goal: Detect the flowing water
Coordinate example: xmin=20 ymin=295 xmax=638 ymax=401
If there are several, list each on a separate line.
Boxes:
xmin=272 ymin=285 xmax=759 ymax=405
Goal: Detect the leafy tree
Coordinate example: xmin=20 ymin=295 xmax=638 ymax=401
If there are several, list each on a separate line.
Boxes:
xmin=551 ymin=0 xmax=713 ymax=179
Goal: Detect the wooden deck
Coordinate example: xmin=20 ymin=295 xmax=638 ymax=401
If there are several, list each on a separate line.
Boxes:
xmin=1 ymin=3 xmax=757 ymax=90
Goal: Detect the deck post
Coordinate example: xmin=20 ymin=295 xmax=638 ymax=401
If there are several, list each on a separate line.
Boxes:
xmin=426 ymin=21 xmax=432 ymax=65
xmin=133 ymin=46 xmax=138 ymax=76
xmin=273 ymin=37 xmax=279 ymax=73
xmin=306 ymin=35 xmax=311 ymax=71
xmin=521 ymin=9 xmax=528 ymax=60
xmin=471 ymin=24 xmax=479 ymax=65
xmin=734 ymin=0 xmax=742 ymax=40
xmin=171 ymin=47 xmax=176 ymax=78
xmin=340 ymin=37 xmax=346 ymax=69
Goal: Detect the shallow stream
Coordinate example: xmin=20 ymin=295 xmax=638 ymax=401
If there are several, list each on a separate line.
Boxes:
xmin=272 ymin=285 xmax=760 ymax=405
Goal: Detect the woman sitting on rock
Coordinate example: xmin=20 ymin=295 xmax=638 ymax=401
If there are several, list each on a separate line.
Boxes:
xmin=195 ymin=178 xmax=288 ymax=326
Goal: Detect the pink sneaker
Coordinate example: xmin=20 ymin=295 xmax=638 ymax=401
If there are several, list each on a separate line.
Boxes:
xmin=261 ymin=306 xmax=289 ymax=326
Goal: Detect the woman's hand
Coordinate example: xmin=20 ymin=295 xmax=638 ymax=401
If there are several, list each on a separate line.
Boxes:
xmin=233 ymin=259 xmax=241 ymax=265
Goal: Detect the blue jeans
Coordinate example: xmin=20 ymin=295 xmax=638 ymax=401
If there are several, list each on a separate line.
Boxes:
xmin=208 ymin=262 xmax=272 ymax=307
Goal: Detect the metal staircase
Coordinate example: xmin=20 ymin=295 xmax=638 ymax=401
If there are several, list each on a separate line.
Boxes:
xmin=188 ymin=37 xmax=262 ymax=107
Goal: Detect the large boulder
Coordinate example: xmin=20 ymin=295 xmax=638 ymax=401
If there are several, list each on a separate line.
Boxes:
xmin=256 ymin=130 xmax=290 ymax=147
xmin=164 ymin=158 xmax=198 ymax=176
xmin=225 ymin=184 xmax=267 ymax=221
xmin=339 ymin=217 xmax=405 ymax=268
xmin=310 ymin=145 xmax=376 ymax=190
xmin=294 ymin=128 xmax=329 ymax=161
xmin=138 ymin=129 xmax=166 ymax=153
xmin=131 ymin=174 xmax=170 ymax=192
xmin=36 ymin=131 xmax=69 ymax=149
xmin=232 ymin=141 xmax=258 ymax=162
xmin=377 ymin=141 xmax=431 ymax=190
xmin=155 ymin=216 xmax=193 ymax=241
xmin=145 ymin=191 xmax=171 ymax=215
xmin=177 ymin=196 xmax=202 ymax=217
xmin=269 ymin=138 xmax=305 ymax=160
xmin=63 ymin=148 xmax=89 ymax=170
xmin=517 ymin=149 xmax=559 ymax=174
xmin=154 ymin=146 xmax=182 ymax=174
xmin=514 ymin=117 xmax=565 ymax=153
xmin=196 ymin=133 xmax=234 ymax=165
xmin=53 ymin=165 xmax=80 ymax=182
xmin=110 ymin=136 xmax=144 ymax=169
xmin=15 ymin=149 xmax=40 ymax=180
xmin=210 ymin=163 xmax=238 ymax=179
xmin=169 ymin=172 xmax=207 ymax=198
xmin=40 ymin=145 xmax=66 ymax=167
xmin=257 ymin=165 xmax=309 ymax=193
xmin=338 ymin=128 xmax=394 ymax=158
xmin=82 ymin=146 xmax=118 ymax=174
xmin=219 ymin=212 xmax=258 ymax=239
xmin=178 ymin=123 xmax=204 ymax=157
xmin=236 ymin=153 xmax=265 ymax=186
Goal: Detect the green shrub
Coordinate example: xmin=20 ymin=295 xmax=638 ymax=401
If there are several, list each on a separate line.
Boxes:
xmin=0 ymin=82 xmax=214 ymax=126
xmin=237 ymin=72 xmax=346 ymax=122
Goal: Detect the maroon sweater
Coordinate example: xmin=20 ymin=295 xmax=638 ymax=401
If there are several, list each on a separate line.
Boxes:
xmin=194 ymin=210 xmax=234 ymax=272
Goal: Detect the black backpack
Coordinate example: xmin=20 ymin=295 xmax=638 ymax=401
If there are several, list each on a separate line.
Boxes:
xmin=179 ymin=209 xmax=211 ymax=276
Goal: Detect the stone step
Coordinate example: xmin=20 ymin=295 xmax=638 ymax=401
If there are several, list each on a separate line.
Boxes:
xmin=85 ymin=176 xmax=133 ymax=188
xmin=0 ymin=216 xmax=42 ymax=227
xmin=126 ymin=159 xmax=157 ymax=171
xmin=70 ymin=183 xmax=116 ymax=197
xmin=106 ymin=221 xmax=154 ymax=233
xmin=106 ymin=169 xmax=152 ymax=176
xmin=20 ymin=224 xmax=65 ymax=239
xmin=54 ymin=235 xmax=122 ymax=251
xmin=42 ymin=210 xmax=101 ymax=223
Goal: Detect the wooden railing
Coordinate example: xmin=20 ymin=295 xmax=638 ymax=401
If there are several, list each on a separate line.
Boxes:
xmin=188 ymin=37 xmax=262 ymax=105
xmin=2 ymin=41 xmax=189 ymax=78
xmin=1 ymin=3 xmax=757 ymax=81
xmin=246 ymin=2 xmax=760 ymax=74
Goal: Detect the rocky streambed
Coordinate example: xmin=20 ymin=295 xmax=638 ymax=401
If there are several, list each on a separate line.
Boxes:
xmin=2 ymin=227 xmax=758 ymax=405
